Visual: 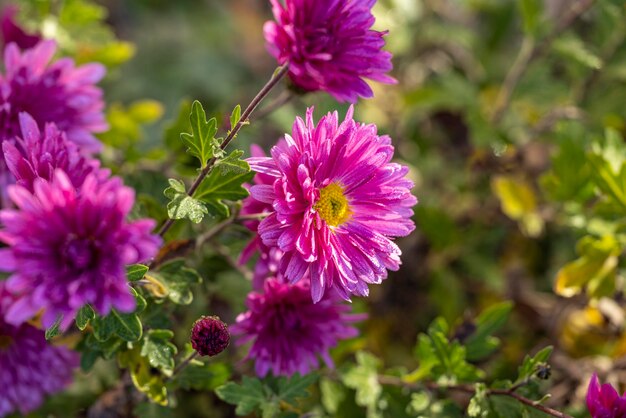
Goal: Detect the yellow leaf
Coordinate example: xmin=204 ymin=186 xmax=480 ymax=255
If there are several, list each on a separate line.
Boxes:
xmin=555 ymin=236 xmax=620 ymax=298
xmin=492 ymin=176 xmax=537 ymax=220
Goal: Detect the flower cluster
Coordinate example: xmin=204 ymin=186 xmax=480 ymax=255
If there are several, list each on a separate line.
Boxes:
xmin=234 ymin=0 xmax=414 ymax=378
xmin=0 ymin=12 xmax=160 ymax=411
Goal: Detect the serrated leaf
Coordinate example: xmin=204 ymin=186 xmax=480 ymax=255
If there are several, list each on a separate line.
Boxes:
xmin=276 ymin=373 xmax=318 ymax=404
xmin=181 ymin=100 xmax=222 ymax=168
xmin=45 ymin=315 xmax=63 ymax=340
xmin=164 ymin=178 xmax=209 ymax=223
xmin=195 ymin=168 xmax=254 ymax=218
xmin=76 ymin=304 xmax=95 ymax=330
xmin=215 ymin=376 xmax=269 ymax=416
xmin=342 ymin=351 xmax=382 ymax=417
xmin=141 ymin=329 xmax=177 ymax=374
xmin=215 ymin=150 xmax=251 ymax=175
xmin=127 ymin=264 xmax=149 ymax=282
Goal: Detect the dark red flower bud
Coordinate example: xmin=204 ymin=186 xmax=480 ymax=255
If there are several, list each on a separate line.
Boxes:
xmin=191 ymin=316 xmax=230 ymax=357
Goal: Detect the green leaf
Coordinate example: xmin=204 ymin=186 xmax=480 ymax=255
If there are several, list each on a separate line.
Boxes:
xmin=276 ymin=373 xmax=319 ymax=404
xmin=118 ymin=346 xmax=168 ymax=405
xmin=555 ymin=235 xmax=620 ymax=298
xmin=134 ymin=402 xmax=174 ymax=418
xmin=164 ymin=178 xmax=209 ymax=223
xmin=467 ymin=383 xmax=489 ymax=418
xmin=516 ymin=346 xmax=553 ymax=383
xmin=141 ymin=329 xmax=178 ymax=374
xmin=76 ymin=304 xmax=96 ymax=331
xmin=195 ymin=166 xmax=254 ymax=219
xmin=215 ymin=376 xmax=269 ymax=416
xmin=92 ymin=289 xmax=146 ymax=342
xmin=175 ymin=361 xmax=231 ymax=391
xmin=180 ymin=100 xmax=222 ymax=168
xmin=518 ymin=0 xmax=542 ymax=36
xmin=553 ymin=35 xmax=603 ymax=69
xmin=465 ymin=302 xmax=513 ymax=361
xmin=320 ymin=378 xmax=346 ymax=414
xmin=230 ymin=104 xmax=242 ymax=129
xmin=152 ymin=259 xmax=202 ymax=305
xmin=215 ymin=150 xmax=251 ymax=176
xmin=127 ymin=264 xmax=149 ymax=282
xmin=342 ymin=351 xmax=382 ymax=418
xmin=45 ymin=315 xmax=63 ymax=340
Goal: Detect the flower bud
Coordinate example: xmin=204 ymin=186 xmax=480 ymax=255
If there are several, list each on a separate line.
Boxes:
xmin=191 ymin=315 xmax=230 ymax=357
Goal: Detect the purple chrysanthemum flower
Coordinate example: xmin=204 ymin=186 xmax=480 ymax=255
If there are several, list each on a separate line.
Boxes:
xmin=0 ymin=40 xmax=107 ymax=206
xmin=239 ymin=144 xmax=284 ymax=290
xmin=232 ymin=278 xmax=364 ymax=377
xmin=248 ymin=107 xmax=416 ymax=302
xmin=0 ymin=5 xmax=41 ymax=50
xmin=264 ymin=0 xmax=396 ymax=103
xmin=587 ymin=373 xmax=626 ymax=418
xmin=3 ymin=112 xmax=108 ymax=191
xmin=0 ymin=169 xmax=161 ymax=329
xmin=0 ymin=40 xmax=107 ymax=149
xmin=0 ymin=282 xmax=78 ymax=417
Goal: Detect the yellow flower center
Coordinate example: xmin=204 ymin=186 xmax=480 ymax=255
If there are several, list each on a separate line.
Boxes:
xmin=0 ymin=335 xmax=13 ymax=351
xmin=314 ymin=183 xmax=351 ymax=227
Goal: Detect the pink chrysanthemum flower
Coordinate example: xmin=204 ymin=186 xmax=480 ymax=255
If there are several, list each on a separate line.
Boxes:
xmin=248 ymin=107 xmax=416 ymax=302
xmin=232 ymin=278 xmax=364 ymax=377
xmin=264 ymin=0 xmax=396 ymax=103
xmin=0 ymin=169 xmax=161 ymax=329
xmin=3 ymin=112 xmax=108 ymax=191
xmin=0 ymin=282 xmax=78 ymax=417
xmin=587 ymin=373 xmax=626 ymax=418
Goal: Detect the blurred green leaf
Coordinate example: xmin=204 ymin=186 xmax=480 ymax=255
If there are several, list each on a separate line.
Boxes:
xmin=126 ymin=264 xmax=149 ymax=282
xmin=342 ymin=351 xmax=383 ymax=418
xmin=141 ymin=329 xmax=178 ymax=375
xmin=518 ymin=0 xmax=542 ymax=36
xmin=465 ymin=302 xmax=513 ymax=361
xmin=152 ymin=259 xmax=202 ymax=305
xmin=553 ymin=35 xmax=603 ymax=70
xmin=76 ymin=304 xmax=95 ymax=331
xmin=45 ymin=315 xmax=63 ymax=340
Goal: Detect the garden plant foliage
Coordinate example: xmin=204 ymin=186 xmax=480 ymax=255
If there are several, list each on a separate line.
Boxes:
xmin=1 ymin=1 xmax=626 ymax=417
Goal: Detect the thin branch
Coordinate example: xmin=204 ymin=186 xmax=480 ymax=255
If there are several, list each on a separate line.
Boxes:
xmin=171 ymin=351 xmax=199 ymax=378
xmin=378 ymin=375 xmax=573 ymax=418
xmin=491 ymin=0 xmax=596 ymax=123
xmin=156 ymin=64 xmax=290 ymax=238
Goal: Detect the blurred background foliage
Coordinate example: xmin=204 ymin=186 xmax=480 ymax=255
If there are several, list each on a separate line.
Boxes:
xmin=8 ymin=0 xmax=626 ymax=416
